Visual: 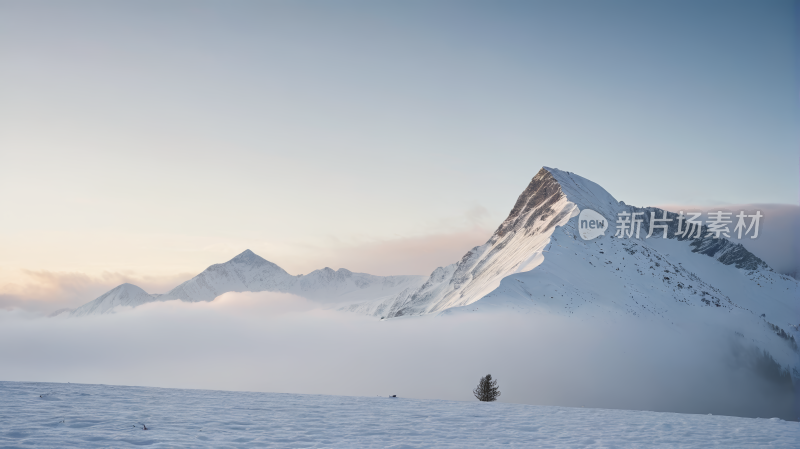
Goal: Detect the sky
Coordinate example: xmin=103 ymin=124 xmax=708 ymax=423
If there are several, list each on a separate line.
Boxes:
xmin=0 ymin=0 xmax=798 ymax=310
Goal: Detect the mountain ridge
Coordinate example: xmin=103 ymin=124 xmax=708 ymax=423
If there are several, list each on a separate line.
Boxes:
xmin=342 ymin=167 xmax=776 ymax=319
xmin=70 ymin=250 xmax=425 ymax=316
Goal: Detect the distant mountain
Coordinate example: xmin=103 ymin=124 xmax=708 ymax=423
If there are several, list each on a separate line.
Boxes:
xmin=71 ymin=283 xmax=160 ymax=316
xmin=156 ymin=250 xmax=297 ymax=303
xmin=70 ymin=250 xmax=425 ymax=317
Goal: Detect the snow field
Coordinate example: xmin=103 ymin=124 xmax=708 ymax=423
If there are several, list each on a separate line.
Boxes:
xmin=1 ymin=381 xmax=797 ymax=448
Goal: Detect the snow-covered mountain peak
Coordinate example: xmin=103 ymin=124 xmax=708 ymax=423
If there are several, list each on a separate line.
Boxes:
xmin=543 ymin=167 xmax=622 ymax=217
xmin=493 ymin=167 xmax=568 ymax=238
xmin=347 ymin=167 xmax=790 ymax=323
xmin=71 ymin=283 xmax=157 ymax=317
xmin=228 ymin=249 xmax=270 ymax=266
xmin=304 ymin=267 xmax=355 ymax=282
xmin=70 ymin=251 xmax=426 ymax=314
xmin=493 ymin=167 xmax=619 ymax=241
xmin=358 ymin=167 xmax=587 ymax=318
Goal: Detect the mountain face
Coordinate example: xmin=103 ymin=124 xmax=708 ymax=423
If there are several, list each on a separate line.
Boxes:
xmin=348 ymin=167 xmax=779 ymax=319
xmin=344 ymin=168 xmax=584 ymax=318
xmin=70 ymin=250 xmax=425 ymax=316
xmin=71 ymin=284 xmax=160 ymax=317
xmin=157 ymin=250 xmax=297 ymax=303
xmin=342 ymin=167 xmax=798 ymax=373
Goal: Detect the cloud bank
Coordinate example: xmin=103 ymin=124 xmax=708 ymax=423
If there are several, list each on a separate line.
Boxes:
xmin=0 ymin=292 xmax=794 ymax=420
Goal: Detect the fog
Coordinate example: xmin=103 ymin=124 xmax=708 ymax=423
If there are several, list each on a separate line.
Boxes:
xmin=0 ymin=292 xmax=794 ymax=421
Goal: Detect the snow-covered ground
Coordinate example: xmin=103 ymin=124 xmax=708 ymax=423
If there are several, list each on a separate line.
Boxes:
xmin=1 ymin=381 xmax=797 ymax=448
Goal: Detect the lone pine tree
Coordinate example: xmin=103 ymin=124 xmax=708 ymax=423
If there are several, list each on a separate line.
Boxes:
xmin=473 ymin=374 xmax=501 ymax=402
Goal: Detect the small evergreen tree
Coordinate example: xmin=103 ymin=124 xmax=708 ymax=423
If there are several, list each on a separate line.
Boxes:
xmin=473 ymin=374 xmax=501 ymax=402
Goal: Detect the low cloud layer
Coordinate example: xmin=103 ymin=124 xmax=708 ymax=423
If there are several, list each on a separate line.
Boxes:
xmin=0 ymin=292 xmax=794 ymax=420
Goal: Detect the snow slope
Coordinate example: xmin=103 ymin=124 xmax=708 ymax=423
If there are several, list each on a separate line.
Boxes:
xmin=71 ymin=250 xmax=425 ymax=316
xmin=70 ymin=284 xmax=162 ymax=317
xmin=2 ymin=381 xmax=797 ymax=448
xmin=342 ymin=168 xmax=580 ymax=318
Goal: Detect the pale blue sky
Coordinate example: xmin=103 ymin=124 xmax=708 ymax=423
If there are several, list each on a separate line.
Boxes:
xmin=0 ymin=1 xmax=797 ymax=292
